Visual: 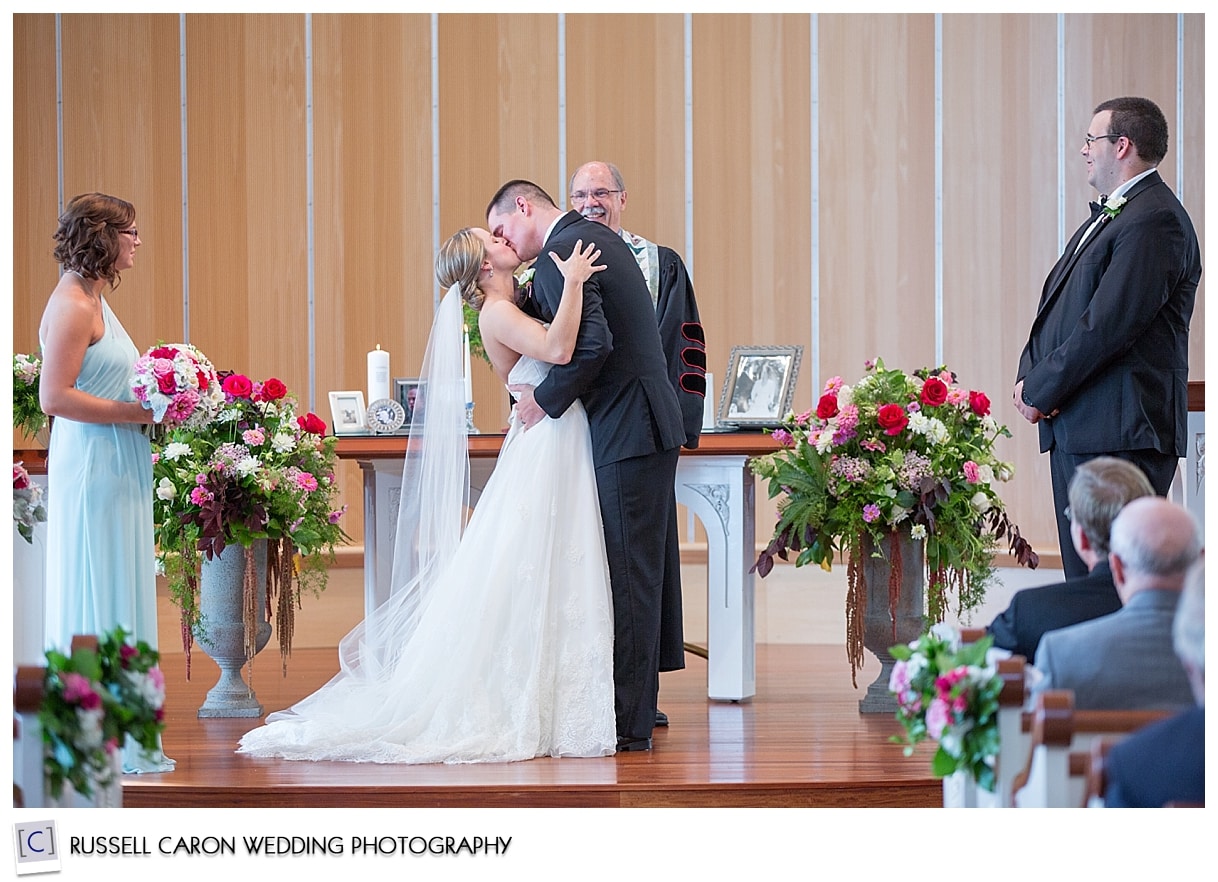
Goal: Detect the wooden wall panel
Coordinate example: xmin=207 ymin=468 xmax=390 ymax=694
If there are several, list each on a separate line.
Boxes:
xmin=60 ymin=13 xmax=183 ymax=358
xmin=1183 ymin=13 xmax=1205 ymax=380
xmin=311 ymin=13 xmax=433 ymax=555
xmin=692 ymin=14 xmax=812 ymax=410
xmin=818 ymin=14 xmax=937 ymax=384
xmin=438 ymin=14 xmax=561 ymax=432
xmin=184 ymin=15 xmax=308 ymax=395
xmin=941 ymin=14 xmax=1058 ymax=559
xmin=11 ymin=14 xmax=59 ymax=361
xmin=565 ymin=14 xmax=686 ymax=256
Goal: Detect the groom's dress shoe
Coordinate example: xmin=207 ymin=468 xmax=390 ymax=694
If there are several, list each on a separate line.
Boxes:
xmin=655 ymin=710 xmax=669 ymax=727
xmin=616 ymin=735 xmax=652 ymax=752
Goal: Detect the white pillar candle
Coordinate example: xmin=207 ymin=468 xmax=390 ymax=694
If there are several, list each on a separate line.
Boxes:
xmin=702 ymin=372 xmax=717 ymax=429
xmin=367 ymin=345 xmax=390 ymax=403
xmin=463 ymin=325 xmax=473 ymax=405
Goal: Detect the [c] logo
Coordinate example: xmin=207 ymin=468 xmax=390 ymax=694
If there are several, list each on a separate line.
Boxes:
xmin=12 ymin=820 xmax=61 ymax=876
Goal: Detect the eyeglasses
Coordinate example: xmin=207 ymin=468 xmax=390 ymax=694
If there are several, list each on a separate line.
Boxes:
xmin=569 ymin=188 xmax=622 ymax=205
xmin=1084 ymin=133 xmax=1124 ymax=147
xmin=118 ymin=228 xmax=139 ymax=238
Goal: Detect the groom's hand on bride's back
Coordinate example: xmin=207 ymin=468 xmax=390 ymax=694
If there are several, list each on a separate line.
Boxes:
xmin=509 ymin=384 xmax=543 ymax=430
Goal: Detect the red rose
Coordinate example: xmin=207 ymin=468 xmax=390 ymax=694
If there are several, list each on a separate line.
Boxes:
xmin=816 ymin=393 xmax=839 ymax=421
xmin=196 ymin=369 xmax=210 ymax=391
xmin=969 ymin=390 xmax=991 ymax=416
xmin=221 ymin=373 xmax=253 ymax=399
xmin=156 ymin=370 xmax=177 ymax=394
xmin=876 ymin=403 xmax=909 ymax=436
xmin=13 ymin=465 xmax=29 ymax=490
xmin=921 ymin=376 xmax=948 ymax=407
xmin=148 ymin=346 xmax=177 ymax=360
xmin=260 ymin=377 xmax=288 ymax=401
xmin=298 ymin=412 xmax=326 ymax=435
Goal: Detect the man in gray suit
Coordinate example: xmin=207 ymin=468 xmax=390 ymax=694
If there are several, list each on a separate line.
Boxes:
xmin=1034 ymin=496 xmax=1200 ymax=710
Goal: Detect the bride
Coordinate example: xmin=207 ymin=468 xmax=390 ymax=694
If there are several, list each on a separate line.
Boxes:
xmin=238 ymin=231 xmax=615 ymax=763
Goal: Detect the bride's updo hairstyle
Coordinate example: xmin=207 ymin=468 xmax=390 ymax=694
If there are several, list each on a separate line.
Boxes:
xmin=436 ymin=228 xmax=486 ymax=311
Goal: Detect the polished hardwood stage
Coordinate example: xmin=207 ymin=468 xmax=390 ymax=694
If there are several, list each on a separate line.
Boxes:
xmin=123 ymin=643 xmax=941 ymax=809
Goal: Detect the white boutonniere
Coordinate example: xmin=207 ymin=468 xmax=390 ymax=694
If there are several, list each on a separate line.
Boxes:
xmin=515 ymin=266 xmax=535 ymax=287
xmin=1101 ymin=195 xmax=1127 ymax=220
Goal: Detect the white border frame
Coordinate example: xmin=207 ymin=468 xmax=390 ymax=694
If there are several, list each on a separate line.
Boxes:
xmin=328 ymin=390 xmax=367 ymax=435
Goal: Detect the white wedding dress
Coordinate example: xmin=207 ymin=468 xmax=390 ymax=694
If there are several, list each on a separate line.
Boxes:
xmin=238 ymin=354 xmax=616 ymax=764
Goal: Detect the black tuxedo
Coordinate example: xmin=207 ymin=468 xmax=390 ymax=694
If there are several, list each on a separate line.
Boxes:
xmin=527 ymin=211 xmax=686 ymax=740
xmin=1017 ymin=171 xmax=1200 ymax=575
xmin=985 ymin=560 xmax=1121 ymax=662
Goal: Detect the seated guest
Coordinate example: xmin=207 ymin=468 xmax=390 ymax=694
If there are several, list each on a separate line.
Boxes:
xmin=1034 ymin=497 xmax=1199 ymax=711
xmin=987 ymin=457 xmax=1153 ymax=661
xmin=1104 ymin=556 xmax=1204 ymax=807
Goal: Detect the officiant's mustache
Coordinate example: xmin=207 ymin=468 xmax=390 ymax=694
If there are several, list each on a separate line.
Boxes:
xmin=579 ymin=204 xmax=607 ymax=221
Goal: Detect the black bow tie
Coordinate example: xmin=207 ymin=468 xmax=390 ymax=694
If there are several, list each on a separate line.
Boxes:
xmin=1089 ymin=197 xmax=1108 ymax=219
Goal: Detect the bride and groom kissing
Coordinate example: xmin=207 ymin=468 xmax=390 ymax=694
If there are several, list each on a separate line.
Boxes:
xmin=238 ymin=179 xmax=689 ymax=763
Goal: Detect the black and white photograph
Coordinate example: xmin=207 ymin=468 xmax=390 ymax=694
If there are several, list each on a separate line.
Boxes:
xmin=718 ymin=345 xmax=803 ymax=426
xmin=327 ymin=390 xmax=366 ymax=434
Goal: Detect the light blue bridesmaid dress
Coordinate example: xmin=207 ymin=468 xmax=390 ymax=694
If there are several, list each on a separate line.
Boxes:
xmin=42 ymin=295 xmax=175 ymax=774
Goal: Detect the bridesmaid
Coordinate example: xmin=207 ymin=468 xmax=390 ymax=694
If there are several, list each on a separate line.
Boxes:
xmin=38 ymin=192 xmax=174 ymax=774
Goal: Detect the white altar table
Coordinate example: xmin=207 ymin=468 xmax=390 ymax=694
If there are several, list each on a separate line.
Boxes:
xmin=335 ymin=431 xmax=781 ymax=702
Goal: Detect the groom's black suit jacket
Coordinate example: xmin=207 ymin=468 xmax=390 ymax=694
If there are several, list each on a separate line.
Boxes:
xmin=528 ymin=211 xmax=685 ymax=461
xmin=1016 ymin=171 xmax=1200 ymax=459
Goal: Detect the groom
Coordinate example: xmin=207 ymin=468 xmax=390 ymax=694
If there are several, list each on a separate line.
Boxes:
xmin=487 ymin=179 xmax=686 ymax=752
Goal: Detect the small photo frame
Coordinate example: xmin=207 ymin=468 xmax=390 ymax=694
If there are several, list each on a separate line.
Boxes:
xmin=717 ymin=345 xmax=804 ymax=427
xmin=328 ymin=390 xmax=367 ymax=435
xmin=393 ymin=378 xmax=424 ymax=426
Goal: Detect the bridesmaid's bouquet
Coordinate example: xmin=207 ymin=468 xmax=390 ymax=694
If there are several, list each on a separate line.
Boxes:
xmin=132 ymin=343 xmax=225 ymax=429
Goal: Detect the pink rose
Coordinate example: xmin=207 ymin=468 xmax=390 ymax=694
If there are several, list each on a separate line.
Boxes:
xmin=963 ymin=461 xmax=981 ymax=483
xmin=221 ymin=373 xmax=253 ymax=399
xmin=926 ymin=697 xmax=951 ymax=740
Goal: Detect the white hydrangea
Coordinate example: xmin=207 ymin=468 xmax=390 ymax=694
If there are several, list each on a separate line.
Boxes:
xmin=837 ymin=384 xmax=854 ymax=407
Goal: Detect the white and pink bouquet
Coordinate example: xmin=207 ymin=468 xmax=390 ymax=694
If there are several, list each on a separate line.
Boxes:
xmin=132 ymin=343 xmax=225 ymax=429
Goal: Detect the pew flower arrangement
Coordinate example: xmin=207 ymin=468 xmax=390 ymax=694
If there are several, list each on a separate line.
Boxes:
xmin=13 ymin=351 xmax=47 ymax=438
xmin=151 ymin=371 xmax=347 ymax=676
xmin=40 ymin=627 xmax=166 ymax=800
xmin=13 ymin=462 xmax=47 ymax=544
xmin=888 ymin=625 xmax=1002 ymax=792
xmin=749 ymin=359 xmax=1038 ymax=677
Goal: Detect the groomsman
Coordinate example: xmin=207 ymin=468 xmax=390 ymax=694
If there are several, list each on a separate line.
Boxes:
xmin=1014 ymin=96 xmax=1200 ymax=578
xmin=568 ymin=160 xmax=707 ymax=727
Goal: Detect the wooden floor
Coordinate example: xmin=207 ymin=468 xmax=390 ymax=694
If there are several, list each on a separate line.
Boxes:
xmin=123 ymin=642 xmax=941 ymax=809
